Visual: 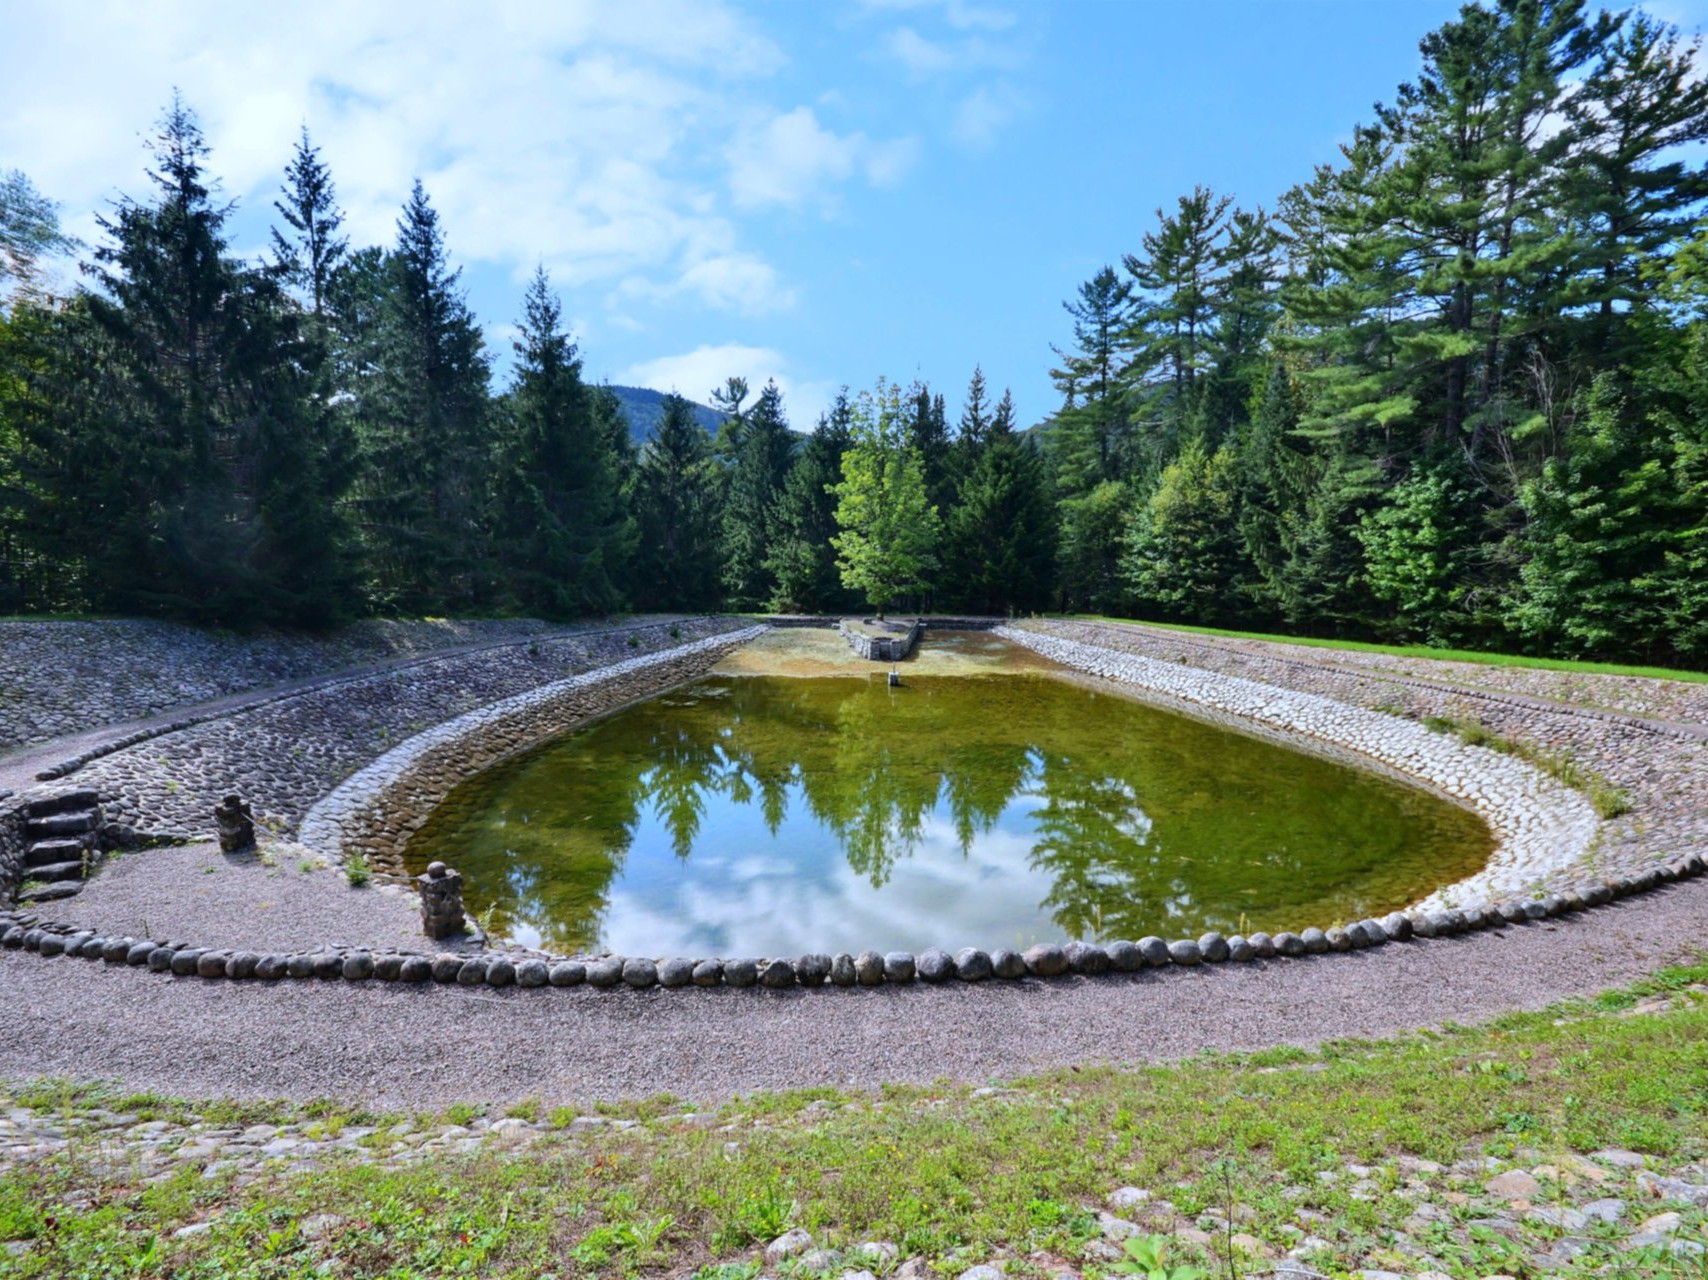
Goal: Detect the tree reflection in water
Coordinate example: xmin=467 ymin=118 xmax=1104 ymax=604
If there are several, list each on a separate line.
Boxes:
xmin=408 ymin=674 xmax=1493 ymax=955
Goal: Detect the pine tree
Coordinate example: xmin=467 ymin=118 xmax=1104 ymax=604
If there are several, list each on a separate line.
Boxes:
xmin=490 ymin=267 xmax=627 ymax=617
xmin=721 ymin=379 xmax=795 ymax=609
xmin=1049 ymin=267 xmax=1135 ymax=495
xmin=269 ymin=127 xmax=347 ymax=317
xmin=633 ymin=393 xmax=724 ymax=609
xmin=352 ymin=180 xmax=490 ymax=613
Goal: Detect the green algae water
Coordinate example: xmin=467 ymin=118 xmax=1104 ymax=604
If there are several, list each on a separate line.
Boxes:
xmin=406 ymin=665 xmax=1493 ymax=956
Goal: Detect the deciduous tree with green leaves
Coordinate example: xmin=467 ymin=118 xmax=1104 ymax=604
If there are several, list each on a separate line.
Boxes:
xmin=830 ymin=379 xmax=941 ymax=617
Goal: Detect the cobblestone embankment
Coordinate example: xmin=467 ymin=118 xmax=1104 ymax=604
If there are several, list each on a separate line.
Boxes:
xmin=298 ymin=626 xmax=768 ymax=876
xmin=1016 ymin=620 xmax=1708 ymax=899
xmin=0 ymin=617 xmax=593 ymax=753
xmin=56 ymin=619 xmax=741 ymax=844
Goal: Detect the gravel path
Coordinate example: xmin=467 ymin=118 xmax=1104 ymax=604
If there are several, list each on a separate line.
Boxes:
xmin=40 ymin=842 xmax=424 ymax=953
xmin=1 ymin=876 xmax=1702 ymax=1108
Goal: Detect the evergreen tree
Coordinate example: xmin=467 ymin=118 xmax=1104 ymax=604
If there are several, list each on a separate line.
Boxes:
xmin=1049 ymin=266 xmax=1135 ymax=495
xmin=490 ymin=267 xmax=627 ymax=617
xmin=765 ymin=392 xmax=857 ymax=613
xmin=269 ymin=127 xmax=347 ymax=317
xmin=352 ymin=180 xmax=490 ymax=613
xmin=15 ymin=96 xmax=355 ymax=624
xmin=1121 ymin=438 xmax=1243 ymax=624
xmin=721 ymin=379 xmax=795 ymax=609
xmin=1510 ymin=374 xmax=1673 ymax=654
xmin=633 ymin=393 xmax=724 ymax=609
xmin=1 ymin=169 xmax=76 ymax=300
xmin=943 ymin=411 xmax=1056 ymax=614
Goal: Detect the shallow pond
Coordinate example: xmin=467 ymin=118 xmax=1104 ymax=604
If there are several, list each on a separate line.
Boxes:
xmin=406 ymin=650 xmax=1493 ymax=956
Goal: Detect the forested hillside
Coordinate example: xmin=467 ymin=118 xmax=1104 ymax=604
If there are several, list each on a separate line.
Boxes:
xmin=2 ymin=0 xmax=1707 ymax=665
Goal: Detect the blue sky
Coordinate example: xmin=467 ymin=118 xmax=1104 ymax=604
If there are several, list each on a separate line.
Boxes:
xmin=6 ymin=0 xmax=1705 ymax=428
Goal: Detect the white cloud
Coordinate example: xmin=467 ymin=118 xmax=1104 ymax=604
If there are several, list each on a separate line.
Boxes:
xmin=616 ymin=344 xmax=834 ymax=425
xmin=952 ymin=84 xmax=1024 ymax=149
xmin=863 ymin=0 xmax=1017 ymax=33
xmin=0 ymin=0 xmax=888 ymax=321
xmin=726 ymin=106 xmax=917 ymax=209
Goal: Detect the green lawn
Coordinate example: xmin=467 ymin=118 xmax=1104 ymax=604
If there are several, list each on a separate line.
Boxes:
xmin=1068 ymin=615 xmax=1708 ymax=685
xmin=3 ymin=961 xmax=1705 ymax=1279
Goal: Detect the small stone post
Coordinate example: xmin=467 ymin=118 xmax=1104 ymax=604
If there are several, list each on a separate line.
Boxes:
xmin=417 ymin=860 xmax=466 ymax=939
xmin=213 ymin=794 xmax=256 ymax=853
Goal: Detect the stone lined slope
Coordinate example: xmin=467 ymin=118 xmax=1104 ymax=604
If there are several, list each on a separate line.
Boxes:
xmin=63 ymin=618 xmax=743 ymax=842
xmin=0 ymin=617 xmax=583 ymax=753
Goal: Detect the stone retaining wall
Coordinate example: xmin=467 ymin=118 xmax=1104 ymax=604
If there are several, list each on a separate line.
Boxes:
xmin=839 ymin=619 xmax=922 ymax=661
xmin=998 ymin=626 xmax=1601 ymax=906
xmin=1021 ymin=620 xmax=1708 ymax=896
xmin=0 ymin=617 xmax=586 ymax=752
xmin=49 ymin=619 xmax=740 ymax=843
xmin=298 ymin=627 xmax=767 ymax=876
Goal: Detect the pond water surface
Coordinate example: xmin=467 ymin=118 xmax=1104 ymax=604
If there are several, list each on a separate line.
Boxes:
xmin=406 ymin=641 xmax=1493 ymax=956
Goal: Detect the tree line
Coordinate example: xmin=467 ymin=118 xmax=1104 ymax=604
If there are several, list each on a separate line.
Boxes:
xmin=1047 ymin=0 xmax=1708 ymax=663
xmin=3 ymin=0 xmax=1708 ymax=666
xmin=0 ymin=98 xmax=1054 ymax=627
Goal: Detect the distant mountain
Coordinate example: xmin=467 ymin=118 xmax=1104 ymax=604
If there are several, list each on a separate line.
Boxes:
xmin=605 ymin=385 xmax=725 ymax=444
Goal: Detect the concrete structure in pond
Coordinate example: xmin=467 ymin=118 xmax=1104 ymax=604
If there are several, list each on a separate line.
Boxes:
xmin=839 ymin=618 xmax=922 ymax=661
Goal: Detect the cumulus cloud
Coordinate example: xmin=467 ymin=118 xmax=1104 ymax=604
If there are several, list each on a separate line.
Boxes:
xmin=0 ymin=0 xmax=895 ymax=321
xmin=952 ymin=84 xmax=1025 ymax=149
xmin=616 ymin=343 xmax=835 ymax=424
xmin=726 ymin=105 xmax=918 ymax=209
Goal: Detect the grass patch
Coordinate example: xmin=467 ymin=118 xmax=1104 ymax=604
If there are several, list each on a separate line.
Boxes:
xmin=1 ymin=961 xmax=1704 ymax=1278
xmin=1420 ymin=712 xmax=1633 ymax=817
xmin=1071 ymin=614 xmax=1708 ymax=684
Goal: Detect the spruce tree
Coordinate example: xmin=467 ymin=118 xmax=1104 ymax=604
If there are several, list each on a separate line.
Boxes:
xmin=30 ymin=95 xmax=356 ymax=624
xmin=633 ymin=393 xmax=724 ymax=609
xmin=765 ymin=392 xmax=857 ymax=613
xmin=944 ymin=405 xmax=1056 ymax=614
xmin=353 ymin=180 xmax=490 ymax=613
xmin=721 ymin=379 xmax=794 ymax=609
xmin=490 ymin=266 xmax=626 ymax=617
xmin=269 ymin=127 xmax=347 ymax=317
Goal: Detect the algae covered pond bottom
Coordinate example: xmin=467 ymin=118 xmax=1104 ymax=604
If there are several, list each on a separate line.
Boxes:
xmin=406 ymin=670 xmax=1494 ymax=956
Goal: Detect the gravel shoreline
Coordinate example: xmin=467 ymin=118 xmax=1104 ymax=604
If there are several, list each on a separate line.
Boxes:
xmin=1 ymin=876 xmax=1703 ymax=1107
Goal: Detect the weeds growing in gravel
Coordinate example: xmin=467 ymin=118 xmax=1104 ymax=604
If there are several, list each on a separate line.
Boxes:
xmin=1420 ymin=713 xmax=1633 ymax=817
xmin=344 ymin=855 xmax=371 ymax=889
xmin=1 ymin=962 xmax=1704 ymax=1279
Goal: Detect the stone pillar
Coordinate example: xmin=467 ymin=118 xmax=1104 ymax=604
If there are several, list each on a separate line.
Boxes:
xmin=213 ymin=794 xmax=256 ymax=853
xmin=417 ymin=861 xmax=466 ymax=939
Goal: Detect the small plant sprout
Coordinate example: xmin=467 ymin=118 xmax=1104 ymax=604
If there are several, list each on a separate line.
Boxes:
xmin=1108 ymin=1234 xmax=1208 ymax=1280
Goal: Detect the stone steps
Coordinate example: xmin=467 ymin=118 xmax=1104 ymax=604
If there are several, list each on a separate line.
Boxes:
xmin=24 ymin=859 xmax=85 ymax=883
xmin=16 ymin=881 xmax=82 ymax=904
xmin=24 ymin=788 xmax=99 ymax=817
xmin=14 ymin=794 xmax=104 ymax=905
xmin=26 ymin=810 xmax=97 ymax=839
xmin=25 ymin=836 xmax=91 ymax=867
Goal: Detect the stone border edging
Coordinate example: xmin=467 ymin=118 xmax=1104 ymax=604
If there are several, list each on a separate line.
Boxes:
xmin=997 ymin=626 xmax=1602 ymax=909
xmin=296 ymin=627 xmax=770 ymax=872
xmin=4 ymin=623 xmax=1704 ymax=994
xmin=29 ymin=619 xmax=700 ymax=783
xmin=1 ymin=853 xmax=1703 ymax=992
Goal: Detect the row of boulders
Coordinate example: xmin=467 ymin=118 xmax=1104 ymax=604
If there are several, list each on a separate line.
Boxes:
xmin=4 ymin=851 xmax=1700 ymax=993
